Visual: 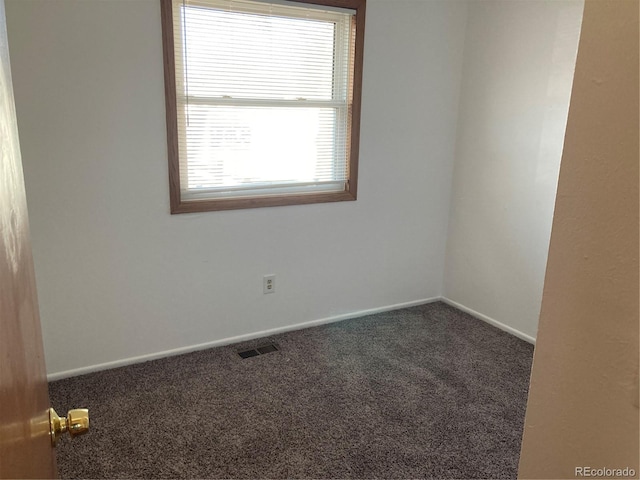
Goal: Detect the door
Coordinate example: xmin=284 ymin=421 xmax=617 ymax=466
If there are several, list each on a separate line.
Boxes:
xmin=0 ymin=0 xmax=57 ymax=476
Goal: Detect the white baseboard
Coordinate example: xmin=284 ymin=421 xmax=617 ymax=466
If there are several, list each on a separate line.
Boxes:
xmin=47 ymin=297 xmax=441 ymax=381
xmin=440 ymin=297 xmax=536 ymax=345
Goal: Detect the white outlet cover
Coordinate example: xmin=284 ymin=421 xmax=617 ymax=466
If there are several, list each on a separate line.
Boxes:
xmin=263 ymin=274 xmax=276 ymax=294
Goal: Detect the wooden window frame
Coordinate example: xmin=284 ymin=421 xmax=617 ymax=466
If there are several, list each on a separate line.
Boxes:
xmin=160 ymin=0 xmax=366 ymax=214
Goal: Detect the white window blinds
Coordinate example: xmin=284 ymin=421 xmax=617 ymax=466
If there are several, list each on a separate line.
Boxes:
xmin=171 ymin=0 xmax=356 ymax=200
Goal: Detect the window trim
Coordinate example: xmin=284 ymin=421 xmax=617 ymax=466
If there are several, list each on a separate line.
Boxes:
xmin=160 ymin=0 xmax=366 ymax=214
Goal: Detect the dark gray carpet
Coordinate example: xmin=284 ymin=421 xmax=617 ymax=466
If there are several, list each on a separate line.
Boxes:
xmin=49 ymin=302 xmax=534 ymax=479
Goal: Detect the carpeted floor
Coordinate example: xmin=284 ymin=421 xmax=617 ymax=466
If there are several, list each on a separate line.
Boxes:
xmin=49 ymin=302 xmax=534 ymax=479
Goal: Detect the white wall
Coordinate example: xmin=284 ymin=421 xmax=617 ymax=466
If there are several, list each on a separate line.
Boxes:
xmin=5 ymin=0 xmax=468 ymax=377
xmin=443 ymin=0 xmax=583 ymax=341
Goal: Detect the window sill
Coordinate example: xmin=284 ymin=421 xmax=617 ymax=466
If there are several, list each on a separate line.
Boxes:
xmin=170 ymin=190 xmax=357 ymax=214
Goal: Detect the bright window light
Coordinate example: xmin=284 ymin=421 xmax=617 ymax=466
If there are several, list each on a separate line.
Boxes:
xmin=162 ymin=0 xmax=365 ymax=212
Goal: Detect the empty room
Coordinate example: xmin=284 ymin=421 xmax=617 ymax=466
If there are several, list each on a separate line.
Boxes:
xmin=1 ymin=0 xmax=638 ymax=479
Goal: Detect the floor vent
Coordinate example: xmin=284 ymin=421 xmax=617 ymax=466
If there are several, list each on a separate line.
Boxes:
xmin=237 ymin=343 xmax=279 ymax=359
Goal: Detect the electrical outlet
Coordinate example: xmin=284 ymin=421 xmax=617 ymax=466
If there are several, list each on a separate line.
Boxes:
xmin=263 ymin=274 xmax=276 ymax=294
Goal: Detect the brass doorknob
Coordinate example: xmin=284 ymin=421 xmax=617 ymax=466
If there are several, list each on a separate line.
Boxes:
xmin=48 ymin=407 xmax=89 ymax=446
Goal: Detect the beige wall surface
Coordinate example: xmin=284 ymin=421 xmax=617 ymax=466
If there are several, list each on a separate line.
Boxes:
xmin=518 ymin=0 xmax=639 ymax=478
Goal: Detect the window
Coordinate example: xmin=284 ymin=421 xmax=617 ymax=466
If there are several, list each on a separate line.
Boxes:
xmin=161 ymin=0 xmax=365 ymax=213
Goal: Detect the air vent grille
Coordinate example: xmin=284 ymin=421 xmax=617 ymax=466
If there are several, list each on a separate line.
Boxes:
xmin=237 ymin=343 xmax=279 ymax=359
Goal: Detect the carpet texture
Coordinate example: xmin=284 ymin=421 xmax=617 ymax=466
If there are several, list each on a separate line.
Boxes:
xmin=49 ymin=302 xmax=534 ymax=479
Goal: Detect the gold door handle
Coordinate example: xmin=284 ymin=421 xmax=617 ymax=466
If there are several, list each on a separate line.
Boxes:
xmin=48 ymin=408 xmax=89 ymax=446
